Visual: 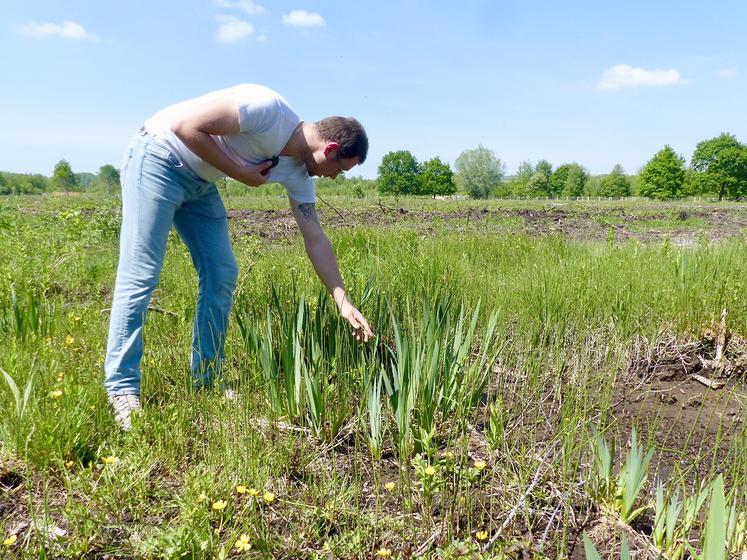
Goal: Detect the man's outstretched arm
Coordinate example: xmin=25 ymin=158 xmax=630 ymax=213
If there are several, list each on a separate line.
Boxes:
xmin=289 ymin=198 xmax=373 ymax=342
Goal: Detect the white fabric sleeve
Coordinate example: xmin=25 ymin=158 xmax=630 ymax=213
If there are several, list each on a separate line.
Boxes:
xmin=237 ymin=92 xmax=278 ymax=134
xmin=284 ymin=176 xmax=316 ymax=204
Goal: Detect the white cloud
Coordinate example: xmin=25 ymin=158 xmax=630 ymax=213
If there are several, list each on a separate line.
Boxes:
xmin=216 ymin=15 xmax=254 ymax=43
xmin=213 ymin=0 xmax=265 ymax=16
xmin=257 ymin=34 xmax=268 ymax=43
xmin=598 ymin=64 xmax=685 ymax=91
xmin=717 ymin=67 xmax=738 ymax=78
xmin=17 ymin=20 xmax=97 ymax=41
xmin=282 ymin=10 xmax=325 ymax=27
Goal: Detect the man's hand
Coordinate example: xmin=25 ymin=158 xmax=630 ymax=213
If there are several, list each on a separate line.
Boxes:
xmin=236 ymin=160 xmax=275 ymax=187
xmin=339 ymin=300 xmax=373 ymax=343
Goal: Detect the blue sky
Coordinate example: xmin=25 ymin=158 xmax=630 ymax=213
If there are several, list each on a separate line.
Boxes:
xmin=1 ymin=0 xmax=745 ymax=179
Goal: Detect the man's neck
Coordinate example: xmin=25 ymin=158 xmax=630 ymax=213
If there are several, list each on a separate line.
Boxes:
xmin=280 ymin=122 xmax=320 ymax=160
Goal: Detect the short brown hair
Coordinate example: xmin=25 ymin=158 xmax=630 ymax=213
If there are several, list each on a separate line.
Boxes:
xmin=315 ymin=117 xmax=368 ymax=164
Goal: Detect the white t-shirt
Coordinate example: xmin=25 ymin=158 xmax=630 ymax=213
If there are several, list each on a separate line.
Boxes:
xmin=144 ymin=84 xmax=316 ymax=203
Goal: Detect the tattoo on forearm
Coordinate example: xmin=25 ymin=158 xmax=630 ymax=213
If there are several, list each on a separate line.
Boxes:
xmin=298 ymin=203 xmax=319 ymax=224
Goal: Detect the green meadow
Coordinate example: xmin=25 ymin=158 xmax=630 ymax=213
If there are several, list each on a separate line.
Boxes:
xmin=1 ymin=193 xmax=745 ymax=559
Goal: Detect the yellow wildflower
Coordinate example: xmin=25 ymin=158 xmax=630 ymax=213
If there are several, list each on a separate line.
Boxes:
xmin=474 ymin=460 xmax=487 ymax=471
xmin=376 ymin=547 xmax=392 ymax=558
xmin=236 ymin=485 xmax=248 ymax=494
xmin=101 ymin=456 xmax=118 ymax=465
xmin=212 ymin=500 xmax=227 ymax=511
xmin=197 ymin=493 xmax=208 ymax=503
xmin=262 ymin=491 xmax=275 ymax=504
xmin=476 ymin=530 xmax=489 ymax=541
xmin=234 ymin=533 xmax=251 ymax=552
xmin=3 ymin=535 xmax=17 ymax=546
xmin=384 ymin=481 xmax=396 ymax=492
xmin=65 ymin=460 xmax=74 ymax=468
xmin=248 ymin=487 xmax=260 ymax=497
xmin=49 ymin=390 xmax=63 ymax=399
xmin=444 ymin=450 xmax=454 ymax=459
xmin=74 ymin=316 xmax=81 ymax=321
xmin=424 ymin=466 xmax=436 ymax=476
xmin=65 ymin=335 xmax=75 ymax=346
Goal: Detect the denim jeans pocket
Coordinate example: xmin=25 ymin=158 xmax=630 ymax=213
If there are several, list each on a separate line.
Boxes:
xmin=142 ymin=140 xmax=186 ymax=172
xmin=143 ymin=140 xmax=171 ymax=161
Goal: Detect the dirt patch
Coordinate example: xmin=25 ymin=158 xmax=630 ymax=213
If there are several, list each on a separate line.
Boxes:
xmin=227 ymin=203 xmax=747 ymax=243
xmin=613 ymin=332 xmax=746 ymax=485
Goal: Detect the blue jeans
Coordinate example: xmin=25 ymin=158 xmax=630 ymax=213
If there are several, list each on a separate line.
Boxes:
xmin=104 ymin=132 xmax=239 ymax=395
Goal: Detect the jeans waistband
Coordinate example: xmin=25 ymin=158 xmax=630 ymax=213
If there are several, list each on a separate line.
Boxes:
xmin=134 ymin=127 xmax=209 ymax=184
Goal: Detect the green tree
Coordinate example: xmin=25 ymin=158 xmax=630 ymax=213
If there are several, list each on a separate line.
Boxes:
xmin=549 ymin=165 xmax=569 ymax=196
xmin=96 ymin=164 xmax=120 ymax=195
xmin=454 ymin=145 xmax=504 ymax=199
xmin=639 ymin=145 xmax=686 ymax=200
xmin=29 ymin=174 xmax=48 ymax=192
xmin=535 ymin=159 xmax=553 ymax=177
xmin=598 ymin=164 xmax=631 ymax=197
xmin=549 ymin=163 xmax=586 ymax=197
xmin=52 ymin=159 xmax=79 ymax=193
xmin=691 ymin=133 xmax=747 ymax=200
xmin=0 ymin=172 xmax=48 ymax=195
xmin=515 ymin=161 xmax=534 ymax=185
xmin=76 ymin=172 xmax=96 ymax=190
xmin=682 ymin=167 xmax=700 ymax=197
xmin=563 ymin=165 xmax=587 ymax=198
xmin=419 ymin=157 xmax=456 ymax=197
xmin=377 ymin=150 xmax=421 ymax=195
xmin=9 ymin=175 xmax=30 ymax=194
xmin=525 ymin=172 xmax=550 ymax=197
xmin=504 ymin=161 xmax=534 ymax=196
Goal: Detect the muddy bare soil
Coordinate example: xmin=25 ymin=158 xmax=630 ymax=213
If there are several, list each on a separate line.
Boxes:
xmin=616 ymin=334 xmax=746 ymax=481
xmin=228 ymin=203 xmax=747 ymax=243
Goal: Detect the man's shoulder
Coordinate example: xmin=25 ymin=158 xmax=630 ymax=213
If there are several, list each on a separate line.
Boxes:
xmin=231 ymin=84 xmax=290 ymax=107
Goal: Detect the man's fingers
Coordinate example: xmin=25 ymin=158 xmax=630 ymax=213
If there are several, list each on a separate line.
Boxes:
xmin=259 ymin=160 xmax=274 ymax=177
xmin=345 ymin=308 xmax=373 ymax=343
xmin=353 ymin=313 xmax=373 ymax=342
xmin=356 ymin=315 xmax=373 ymax=338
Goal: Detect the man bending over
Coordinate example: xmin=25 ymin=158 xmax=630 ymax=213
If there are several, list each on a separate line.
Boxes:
xmin=104 ymin=83 xmax=373 ymax=429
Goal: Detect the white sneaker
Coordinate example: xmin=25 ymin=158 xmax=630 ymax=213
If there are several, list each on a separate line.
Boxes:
xmin=108 ymin=393 xmax=141 ymax=430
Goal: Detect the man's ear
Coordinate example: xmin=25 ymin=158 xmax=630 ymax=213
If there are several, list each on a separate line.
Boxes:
xmin=323 ymin=142 xmax=339 ymax=157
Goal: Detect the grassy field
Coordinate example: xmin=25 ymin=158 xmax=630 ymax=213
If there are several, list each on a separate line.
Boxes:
xmin=1 ymin=194 xmax=746 ymax=559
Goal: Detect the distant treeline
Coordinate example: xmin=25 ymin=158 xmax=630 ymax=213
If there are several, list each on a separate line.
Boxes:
xmin=0 ymin=159 xmax=119 ymax=195
xmin=377 ymin=132 xmax=747 ymax=201
xmin=4 ymin=132 xmax=745 ymax=200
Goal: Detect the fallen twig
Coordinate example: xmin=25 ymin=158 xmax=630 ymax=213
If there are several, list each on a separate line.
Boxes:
xmin=599 ymin=219 xmax=641 ymax=241
xmin=253 ymin=417 xmax=312 ymax=434
xmin=484 ymin=443 xmax=556 ymax=551
xmin=691 ymin=373 xmax=725 ymax=390
xmin=316 ymin=193 xmax=350 ymax=225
